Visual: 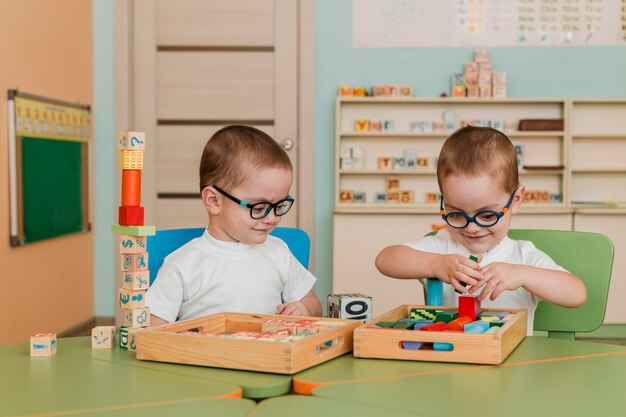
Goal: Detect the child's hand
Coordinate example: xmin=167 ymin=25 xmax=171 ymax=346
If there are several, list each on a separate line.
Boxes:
xmin=276 ymin=301 xmax=310 ymax=316
xmin=469 ymin=262 xmax=525 ymax=301
xmin=436 ymin=254 xmax=483 ymax=293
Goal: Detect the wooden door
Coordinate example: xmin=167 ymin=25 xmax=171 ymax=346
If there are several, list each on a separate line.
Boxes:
xmin=131 ymin=0 xmax=299 ymax=229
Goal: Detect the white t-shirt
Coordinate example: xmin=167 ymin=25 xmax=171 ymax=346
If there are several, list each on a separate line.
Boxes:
xmin=146 ymin=230 xmax=317 ymax=322
xmin=404 ymin=229 xmax=567 ymax=335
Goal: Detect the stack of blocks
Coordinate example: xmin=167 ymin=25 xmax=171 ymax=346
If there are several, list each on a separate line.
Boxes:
xmin=95 ymin=131 xmax=155 ymax=350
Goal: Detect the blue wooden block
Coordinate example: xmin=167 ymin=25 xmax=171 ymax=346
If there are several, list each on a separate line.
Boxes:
xmin=427 ymin=278 xmax=443 ymax=306
xmin=402 ymin=341 xmax=424 ymax=350
xmin=464 ymin=320 xmax=489 ymax=334
xmin=434 ymin=342 xmax=454 ymax=351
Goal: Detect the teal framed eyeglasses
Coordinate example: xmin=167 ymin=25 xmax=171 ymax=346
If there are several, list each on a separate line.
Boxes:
xmin=205 ymin=184 xmax=294 ymax=220
xmin=440 ymin=190 xmax=516 ymax=229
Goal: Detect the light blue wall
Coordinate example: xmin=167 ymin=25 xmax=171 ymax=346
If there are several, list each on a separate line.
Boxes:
xmin=93 ymin=0 xmax=115 ymax=316
xmin=314 ymin=0 xmax=626 ymax=301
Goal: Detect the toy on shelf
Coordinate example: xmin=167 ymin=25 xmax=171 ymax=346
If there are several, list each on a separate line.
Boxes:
xmin=451 ymin=49 xmax=507 ymax=99
xmin=338 ymin=84 xmax=414 ymax=98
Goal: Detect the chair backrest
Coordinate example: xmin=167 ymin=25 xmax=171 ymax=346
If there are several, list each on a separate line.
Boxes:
xmin=507 ymin=229 xmax=614 ymax=339
xmin=146 ymin=227 xmax=311 ymax=285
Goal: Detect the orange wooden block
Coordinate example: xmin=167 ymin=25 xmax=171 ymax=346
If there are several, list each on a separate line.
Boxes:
xmin=122 ymin=170 xmax=141 ymax=206
xmin=118 ymin=206 xmax=144 ymax=226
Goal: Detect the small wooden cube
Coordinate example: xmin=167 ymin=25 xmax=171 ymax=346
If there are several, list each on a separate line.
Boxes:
xmin=120 ymin=150 xmax=144 ymax=170
xmin=328 ymin=293 xmax=373 ymax=322
xmin=459 ymin=295 xmax=481 ymax=321
xmin=352 ymin=87 xmax=366 ymax=97
xmin=122 ymin=270 xmax=150 ymax=290
xmin=386 ymin=177 xmax=400 ymax=191
xmin=452 ymin=85 xmax=466 ymax=98
xmin=119 ymin=288 xmax=146 ymax=309
xmin=118 ymin=205 xmax=144 ymax=226
xmin=30 ymin=333 xmax=57 ymax=356
xmin=355 ymin=119 xmax=370 ymax=132
xmin=121 ymin=252 xmax=149 ymax=272
xmin=91 ymin=326 xmax=116 ymax=349
xmin=119 ymin=234 xmax=147 ymax=254
xmin=339 ymin=190 xmax=354 ymax=203
xmin=118 ymin=131 xmax=145 ymax=151
xmin=123 ymin=307 xmax=151 ymax=327
xmin=400 ymin=190 xmax=414 ymax=203
xmin=127 ymin=328 xmax=146 ymax=352
xmin=338 ymin=85 xmax=353 ymax=96
xmin=378 ymin=157 xmax=393 ymax=170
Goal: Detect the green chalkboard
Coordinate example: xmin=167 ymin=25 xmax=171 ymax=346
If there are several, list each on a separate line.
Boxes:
xmin=21 ymin=137 xmax=85 ymax=243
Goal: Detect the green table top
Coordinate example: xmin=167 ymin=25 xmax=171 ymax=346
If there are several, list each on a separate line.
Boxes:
xmin=251 ymin=395 xmax=425 ymax=417
xmin=39 ymin=399 xmax=256 ymax=417
xmin=0 ymin=345 xmax=242 ymax=417
xmin=293 ymin=336 xmax=626 ymax=394
xmin=306 ymin=338 xmax=626 ymax=417
xmin=57 ymin=337 xmax=292 ymax=399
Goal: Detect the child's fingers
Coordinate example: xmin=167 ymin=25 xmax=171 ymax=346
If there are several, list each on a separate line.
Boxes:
xmin=457 ymin=267 xmax=482 ymax=286
xmin=478 ymin=277 xmax=500 ymax=302
xmin=450 ymin=277 xmax=469 ymax=294
xmin=490 ymin=282 xmax=507 ymax=301
xmin=275 ymin=304 xmax=287 ymax=314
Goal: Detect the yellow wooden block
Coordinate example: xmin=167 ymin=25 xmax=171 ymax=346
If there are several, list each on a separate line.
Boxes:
xmin=122 ymin=270 xmax=150 ymax=290
xmin=30 ymin=333 xmax=57 ymax=356
xmin=119 ymin=234 xmax=147 ymax=254
xmin=91 ymin=326 xmax=116 ymax=349
xmin=123 ymin=307 xmax=151 ymax=327
xmin=120 ymin=150 xmax=144 ymax=170
xmin=121 ymin=252 xmax=149 ymax=272
xmin=119 ymin=288 xmax=146 ymax=309
xmin=355 ymin=119 xmax=370 ymax=131
xmin=118 ymin=131 xmax=145 ymax=151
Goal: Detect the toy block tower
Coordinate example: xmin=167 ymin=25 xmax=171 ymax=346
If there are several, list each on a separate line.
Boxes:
xmin=106 ymin=131 xmax=155 ymax=349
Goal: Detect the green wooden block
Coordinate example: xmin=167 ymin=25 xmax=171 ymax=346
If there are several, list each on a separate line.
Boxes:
xmin=436 ymin=310 xmax=459 ymax=324
xmin=392 ymin=321 xmax=417 ymax=330
xmin=375 ymin=321 xmax=397 ymax=328
xmin=119 ymin=325 xmax=129 ymax=349
xmin=111 ymin=224 xmax=156 ymax=236
xmin=490 ymin=320 xmax=506 ymax=327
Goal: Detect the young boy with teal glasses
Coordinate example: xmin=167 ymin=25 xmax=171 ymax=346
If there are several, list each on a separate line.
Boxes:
xmin=147 ymin=125 xmax=322 ymax=326
xmin=375 ymin=126 xmax=586 ymax=334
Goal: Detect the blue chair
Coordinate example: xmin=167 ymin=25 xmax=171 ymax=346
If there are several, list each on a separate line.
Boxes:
xmin=146 ymin=227 xmax=311 ymax=285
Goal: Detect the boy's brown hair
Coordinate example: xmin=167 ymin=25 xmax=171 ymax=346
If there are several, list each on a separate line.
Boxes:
xmin=437 ymin=126 xmax=519 ymax=194
xmin=199 ymin=125 xmax=292 ymax=191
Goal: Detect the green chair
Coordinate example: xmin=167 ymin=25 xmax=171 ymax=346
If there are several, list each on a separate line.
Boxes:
xmin=507 ymin=229 xmax=614 ymax=340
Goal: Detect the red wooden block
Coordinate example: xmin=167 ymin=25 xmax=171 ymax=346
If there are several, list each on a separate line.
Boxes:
xmin=459 ymin=295 xmax=481 ymax=321
xmin=119 ymin=206 xmax=144 ymax=226
xmin=418 ymin=321 xmax=448 ymax=332
xmin=122 ymin=169 xmax=141 ymax=206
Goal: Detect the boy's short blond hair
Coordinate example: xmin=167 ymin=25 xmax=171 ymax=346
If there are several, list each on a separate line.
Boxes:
xmin=437 ymin=126 xmax=519 ymax=194
xmin=199 ymin=125 xmax=292 ymax=191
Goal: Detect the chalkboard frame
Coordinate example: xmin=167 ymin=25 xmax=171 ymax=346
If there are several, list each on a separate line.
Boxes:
xmin=8 ymin=90 xmax=91 ymax=246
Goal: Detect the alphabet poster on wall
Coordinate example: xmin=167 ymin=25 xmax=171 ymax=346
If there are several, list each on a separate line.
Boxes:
xmin=353 ymin=0 xmax=626 ymax=48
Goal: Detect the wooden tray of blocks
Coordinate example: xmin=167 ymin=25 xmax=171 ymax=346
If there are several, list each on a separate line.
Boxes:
xmin=135 ymin=312 xmax=361 ymax=374
xmin=354 ymin=305 xmax=527 ymax=365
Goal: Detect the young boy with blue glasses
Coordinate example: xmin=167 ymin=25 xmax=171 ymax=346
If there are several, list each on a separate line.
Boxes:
xmin=147 ymin=125 xmax=321 ymax=326
xmin=375 ymin=126 xmax=586 ymax=334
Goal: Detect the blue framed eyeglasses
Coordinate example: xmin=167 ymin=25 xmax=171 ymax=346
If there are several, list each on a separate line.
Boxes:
xmin=205 ymin=184 xmax=294 ymax=219
xmin=440 ymin=190 xmax=516 ymax=229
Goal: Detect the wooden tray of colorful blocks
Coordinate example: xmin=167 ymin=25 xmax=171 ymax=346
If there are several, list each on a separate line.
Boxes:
xmin=354 ymin=300 xmax=527 ymax=365
xmin=135 ymin=312 xmax=361 ymax=374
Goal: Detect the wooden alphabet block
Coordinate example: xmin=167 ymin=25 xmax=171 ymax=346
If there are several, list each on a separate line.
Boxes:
xmin=119 ymin=325 xmax=129 ymax=349
xmin=426 ymin=192 xmax=439 ymax=204
xmin=127 ymin=327 xmax=146 ymax=352
xmin=416 ymin=157 xmax=429 ymax=169
xmin=370 ymin=120 xmax=381 ymax=131
xmin=118 ymin=131 xmax=145 ymax=151
xmin=121 ymin=252 xmax=149 ymax=272
xmin=352 ymin=191 xmax=366 ymax=203
xmin=122 ymin=270 xmax=150 ymax=290
xmin=120 ymin=150 xmax=144 ymax=170
xmin=378 ymin=157 xmax=393 ymax=170
xmin=466 ymin=85 xmax=479 ymax=98
xmin=492 ymin=84 xmax=507 ymax=98
xmin=387 ymin=190 xmax=400 ymax=203
xmin=386 ymin=177 xmax=400 ymax=191
xmin=400 ymin=85 xmax=413 ymax=96
xmin=338 ymin=85 xmax=353 ymax=96
xmin=381 ymin=119 xmax=394 ymax=132
xmin=119 ymin=288 xmax=146 ymax=309
xmin=30 ymin=333 xmax=57 ymax=356
xmin=375 ymin=192 xmax=387 ymax=203
xmin=452 ymin=85 xmax=466 ymax=98
xmin=119 ymin=234 xmax=147 ymax=254
xmin=400 ymin=190 xmax=414 ymax=203
xmin=121 ymin=169 xmax=141 ymax=207
xmin=123 ymin=307 xmax=151 ymax=328
xmin=392 ymin=157 xmax=406 ymax=170
xmin=339 ymin=190 xmax=354 ymax=203
xmin=352 ymin=87 xmax=366 ymax=97
xmin=91 ymin=326 xmax=116 ymax=349
xmin=355 ymin=119 xmax=370 ymax=132
xmin=118 ymin=206 xmax=145 ymax=226
xmin=328 ymin=293 xmax=372 ymax=322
